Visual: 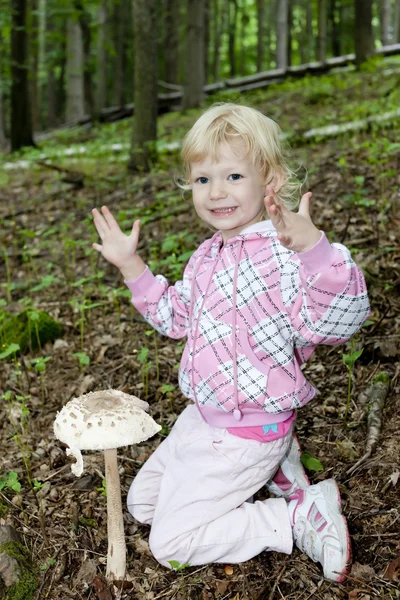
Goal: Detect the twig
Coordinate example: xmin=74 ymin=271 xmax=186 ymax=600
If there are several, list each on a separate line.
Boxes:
xmin=347 ymin=374 xmax=391 ymax=475
xmin=267 ymin=562 xmax=287 ymax=600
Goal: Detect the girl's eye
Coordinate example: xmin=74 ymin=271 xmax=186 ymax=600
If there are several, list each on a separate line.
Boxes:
xmin=229 ymin=174 xmax=242 ymax=181
xmin=195 ymin=177 xmax=209 ymax=184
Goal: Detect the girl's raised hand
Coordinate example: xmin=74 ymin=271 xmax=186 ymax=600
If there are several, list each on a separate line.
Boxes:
xmin=92 ymin=206 xmax=141 ymax=270
xmin=264 ymin=186 xmax=321 ymax=253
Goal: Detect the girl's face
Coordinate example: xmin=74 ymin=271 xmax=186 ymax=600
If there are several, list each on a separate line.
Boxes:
xmin=190 ymin=142 xmax=266 ymax=242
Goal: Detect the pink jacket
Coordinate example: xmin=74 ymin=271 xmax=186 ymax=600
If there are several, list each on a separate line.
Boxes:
xmin=125 ymin=220 xmax=370 ymax=428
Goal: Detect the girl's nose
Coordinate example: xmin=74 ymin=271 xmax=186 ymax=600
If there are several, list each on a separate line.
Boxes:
xmin=209 ymin=183 xmax=227 ymax=200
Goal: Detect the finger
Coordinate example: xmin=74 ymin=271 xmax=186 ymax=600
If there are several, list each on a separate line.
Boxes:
xmin=277 ymin=234 xmax=292 ymax=247
xmin=130 ymin=219 xmax=140 ymax=236
xmin=92 ymin=209 xmax=108 ymax=238
xmin=297 ymin=192 xmax=312 ymax=218
xmin=101 ymin=205 xmax=120 ymax=230
xmin=92 ymin=243 xmax=103 ymax=252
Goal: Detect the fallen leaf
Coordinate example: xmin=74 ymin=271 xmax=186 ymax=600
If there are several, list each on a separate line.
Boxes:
xmin=215 ymin=580 xmax=230 ymax=594
xmin=350 ymin=562 xmax=376 ymax=581
xmin=384 ymin=557 xmax=400 ymax=581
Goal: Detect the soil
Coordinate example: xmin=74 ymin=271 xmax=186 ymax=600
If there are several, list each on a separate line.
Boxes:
xmin=0 ymin=118 xmax=399 ymax=600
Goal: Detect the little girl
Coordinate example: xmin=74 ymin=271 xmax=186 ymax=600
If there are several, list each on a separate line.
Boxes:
xmin=92 ymin=103 xmax=370 ymax=582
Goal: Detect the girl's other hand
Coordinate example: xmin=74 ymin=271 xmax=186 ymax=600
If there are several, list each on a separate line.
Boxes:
xmin=92 ymin=206 xmax=141 ymax=270
xmin=264 ymin=187 xmax=321 ymax=253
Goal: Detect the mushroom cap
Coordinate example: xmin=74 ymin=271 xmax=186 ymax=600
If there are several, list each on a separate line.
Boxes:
xmin=53 ymin=389 xmax=161 ymax=451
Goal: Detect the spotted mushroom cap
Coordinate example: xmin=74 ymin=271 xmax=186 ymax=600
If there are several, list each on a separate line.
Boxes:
xmin=53 ymin=389 xmax=161 ymax=476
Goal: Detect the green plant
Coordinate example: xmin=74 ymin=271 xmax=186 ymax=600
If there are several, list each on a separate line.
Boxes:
xmin=29 ymin=356 xmax=51 ymax=403
xmin=0 ymin=471 xmax=22 ymax=493
xmin=137 ymin=346 xmax=151 ymax=397
xmin=342 ymin=339 xmax=364 ymax=420
xmin=73 ymin=351 xmax=90 ymax=371
xmin=145 ymin=329 xmax=159 ymax=383
xmin=96 ymin=478 xmax=107 ymax=496
xmin=69 ymin=298 xmax=103 ymax=350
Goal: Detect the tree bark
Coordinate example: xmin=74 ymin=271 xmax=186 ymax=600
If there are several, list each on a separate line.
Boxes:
xmin=183 ymin=0 xmax=204 ymax=109
xmin=380 ymin=0 xmax=390 ymax=45
xmin=129 ymin=0 xmax=158 ymax=172
xmin=77 ymin=2 xmax=94 ymax=119
xmin=37 ymin=0 xmax=46 ymax=129
xmin=317 ymin=0 xmax=327 ymax=62
xmin=329 ymin=0 xmax=340 ymax=56
xmin=95 ymin=0 xmax=107 ymax=115
xmin=204 ymin=0 xmax=210 ymax=83
xmin=395 ymin=0 xmax=400 ymax=44
xmin=66 ymin=14 xmax=85 ymax=123
xmin=276 ymin=0 xmax=288 ymax=69
xmin=354 ymin=0 xmax=375 ymax=67
xmin=10 ymin=0 xmax=35 ymax=150
xmin=240 ymin=4 xmax=249 ymax=74
xmin=228 ymin=0 xmax=238 ymax=77
xmin=0 ymin=73 xmax=7 ymax=149
xmin=287 ymin=0 xmax=292 ymax=67
xmin=165 ymin=0 xmax=180 ymax=84
xmin=305 ymin=0 xmax=313 ymax=63
xmin=113 ymin=0 xmax=130 ymax=107
xmin=257 ymin=0 xmax=265 ymax=71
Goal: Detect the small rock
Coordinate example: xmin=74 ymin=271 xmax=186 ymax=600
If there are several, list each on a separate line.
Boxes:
xmin=53 ymin=339 xmax=69 ymax=351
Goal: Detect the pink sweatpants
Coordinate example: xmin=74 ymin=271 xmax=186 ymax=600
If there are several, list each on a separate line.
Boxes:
xmin=127 ymin=405 xmax=293 ymax=567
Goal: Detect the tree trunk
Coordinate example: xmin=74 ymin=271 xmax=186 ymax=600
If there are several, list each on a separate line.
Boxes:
xmin=305 ymin=0 xmax=313 ymax=63
xmin=228 ymin=0 xmax=238 ymax=77
xmin=129 ymin=0 xmax=158 ymax=172
xmin=240 ymin=4 xmax=249 ymax=74
xmin=183 ymin=0 xmax=204 ymax=109
xmin=204 ymin=0 xmax=210 ymax=83
xmin=66 ymin=15 xmax=85 ymax=122
xmin=37 ymin=0 xmax=46 ymax=129
xmin=77 ymin=2 xmax=94 ymax=119
xmin=395 ymin=0 xmax=400 ymax=43
xmin=276 ymin=0 xmax=288 ymax=69
xmin=165 ymin=0 xmax=180 ymax=84
xmin=287 ymin=0 xmax=292 ymax=67
xmin=329 ymin=0 xmax=340 ymax=56
xmin=354 ymin=0 xmax=374 ymax=67
xmin=11 ymin=0 xmax=35 ymax=150
xmin=113 ymin=0 xmax=130 ymax=107
xmin=257 ymin=0 xmax=265 ymax=71
xmin=0 ymin=75 xmax=7 ymax=149
xmin=96 ymin=0 xmax=107 ymax=115
xmin=317 ymin=0 xmax=327 ymax=62
xmin=380 ymin=0 xmax=390 ymax=45
xmin=28 ymin=0 xmax=38 ymax=132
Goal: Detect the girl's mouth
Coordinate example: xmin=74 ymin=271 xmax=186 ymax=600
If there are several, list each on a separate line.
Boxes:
xmin=210 ymin=207 xmax=237 ymax=216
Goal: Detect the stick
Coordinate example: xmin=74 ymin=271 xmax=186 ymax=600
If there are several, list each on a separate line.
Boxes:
xmin=347 ymin=374 xmax=391 ymax=475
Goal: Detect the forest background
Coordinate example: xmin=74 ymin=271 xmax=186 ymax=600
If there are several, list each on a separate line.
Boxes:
xmin=0 ymin=1 xmax=400 ymax=600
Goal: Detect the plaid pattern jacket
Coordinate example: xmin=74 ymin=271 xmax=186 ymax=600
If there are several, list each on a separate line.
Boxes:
xmin=125 ymin=221 xmax=370 ymax=428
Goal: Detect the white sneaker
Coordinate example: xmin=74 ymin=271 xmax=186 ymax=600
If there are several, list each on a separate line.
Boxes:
xmin=266 ymin=435 xmax=310 ymax=498
xmin=289 ymin=479 xmax=351 ymax=582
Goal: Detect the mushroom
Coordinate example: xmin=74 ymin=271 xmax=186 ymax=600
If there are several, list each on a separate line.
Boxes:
xmin=53 ymin=389 xmax=161 ymax=581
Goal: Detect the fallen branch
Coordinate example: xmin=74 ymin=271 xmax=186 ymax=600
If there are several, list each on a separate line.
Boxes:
xmin=347 ymin=373 xmax=391 ymax=475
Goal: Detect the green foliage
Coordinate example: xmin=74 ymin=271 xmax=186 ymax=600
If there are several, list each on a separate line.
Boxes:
xmin=300 ymin=453 xmax=324 ymax=472
xmin=168 ymin=560 xmax=191 ymax=572
xmin=0 ymin=310 xmax=63 ymax=355
xmin=0 ymin=471 xmax=22 ymax=493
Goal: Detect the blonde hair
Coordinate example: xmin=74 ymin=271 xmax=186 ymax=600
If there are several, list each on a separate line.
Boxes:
xmin=179 ymin=103 xmax=302 ymax=216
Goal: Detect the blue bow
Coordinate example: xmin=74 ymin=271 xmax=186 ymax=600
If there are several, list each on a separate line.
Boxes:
xmin=263 ymin=423 xmax=278 ymax=435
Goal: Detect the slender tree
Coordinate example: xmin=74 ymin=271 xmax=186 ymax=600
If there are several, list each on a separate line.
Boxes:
xmin=257 ymin=0 xmax=265 ymax=71
xmin=329 ymin=0 xmax=340 ymax=56
xmin=380 ymin=0 xmax=390 ymax=45
xmin=183 ymin=0 xmax=204 ymax=109
xmin=228 ymin=0 xmax=238 ymax=76
xmin=276 ymin=0 xmax=289 ymax=69
xmin=317 ymin=0 xmax=327 ymax=62
xmin=165 ymin=0 xmax=180 ymax=84
xmin=354 ymin=0 xmax=374 ymax=66
xmin=66 ymin=9 xmax=85 ymax=122
xmin=10 ymin=0 xmax=35 ymax=150
xmin=395 ymin=0 xmax=400 ymax=43
xmin=96 ymin=0 xmax=107 ymax=115
xmin=129 ymin=0 xmax=158 ymax=172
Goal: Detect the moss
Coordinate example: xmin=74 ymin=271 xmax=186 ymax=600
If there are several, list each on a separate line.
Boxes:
xmin=78 ymin=516 xmax=98 ymax=528
xmin=0 ymin=541 xmax=38 ymax=600
xmin=0 ymin=310 xmax=64 ymax=355
xmin=0 ymin=502 xmax=8 ymax=518
xmin=373 ymin=373 xmax=391 ymax=384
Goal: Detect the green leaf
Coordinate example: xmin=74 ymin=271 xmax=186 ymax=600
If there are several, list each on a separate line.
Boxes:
xmin=160 ymin=384 xmax=175 ymax=394
xmin=0 ymin=344 xmax=20 ymax=359
xmin=300 ymin=452 xmax=324 ymax=472
xmin=168 ymin=560 xmax=181 ymax=570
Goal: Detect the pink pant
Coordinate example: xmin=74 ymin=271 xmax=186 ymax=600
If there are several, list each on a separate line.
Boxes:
xmin=127 ymin=405 xmax=293 ymax=567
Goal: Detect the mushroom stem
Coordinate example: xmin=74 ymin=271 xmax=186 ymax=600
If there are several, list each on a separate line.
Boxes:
xmin=104 ymin=448 xmax=126 ymax=581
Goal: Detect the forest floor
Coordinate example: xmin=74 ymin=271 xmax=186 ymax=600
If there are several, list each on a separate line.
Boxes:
xmin=1 ymin=57 xmax=400 ymax=600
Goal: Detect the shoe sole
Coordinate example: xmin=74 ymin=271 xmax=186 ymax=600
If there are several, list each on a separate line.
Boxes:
xmin=319 ymin=480 xmax=352 ymax=582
